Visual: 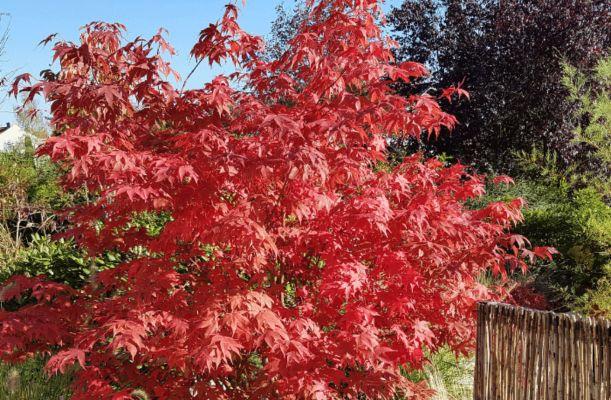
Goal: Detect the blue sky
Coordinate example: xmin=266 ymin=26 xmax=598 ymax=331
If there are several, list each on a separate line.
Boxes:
xmin=0 ymin=0 xmax=400 ymax=121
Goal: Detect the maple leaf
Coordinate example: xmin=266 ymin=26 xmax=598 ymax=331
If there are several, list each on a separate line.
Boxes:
xmin=10 ymin=73 xmax=31 ymax=97
xmin=493 ymin=175 xmax=515 ymax=185
xmin=38 ymin=33 xmax=58 ymax=47
xmin=47 ymin=349 xmax=86 ymax=374
xmin=412 ymin=320 xmax=435 ymax=348
xmin=439 ymin=80 xmax=470 ymax=102
xmin=533 ymin=246 xmax=559 ymax=261
xmin=0 ymin=275 xmax=39 ymax=302
xmin=210 ymin=334 xmax=243 ymax=362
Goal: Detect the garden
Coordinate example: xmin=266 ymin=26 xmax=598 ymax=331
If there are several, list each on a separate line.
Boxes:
xmin=0 ymin=0 xmax=609 ymax=399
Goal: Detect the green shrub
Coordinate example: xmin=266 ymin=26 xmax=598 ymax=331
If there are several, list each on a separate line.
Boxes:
xmin=562 ymin=55 xmax=610 ymax=194
xmin=480 ymin=173 xmax=611 ymax=314
xmin=576 ymin=268 xmax=611 ymax=317
xmin=0 ymin=145 xmax=69 ymax=231
xmin=0 ymin=233 xmax=120 ymax=288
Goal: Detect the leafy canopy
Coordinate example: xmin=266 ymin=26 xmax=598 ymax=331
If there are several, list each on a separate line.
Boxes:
xmin=1 ymin=1 xmax=553 ymax=399
xmin=388 ymin=0 xmax=610 ymax=173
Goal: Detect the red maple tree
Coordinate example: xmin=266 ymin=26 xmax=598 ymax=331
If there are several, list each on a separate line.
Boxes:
xmin=0 ymin=1 xmax=554 ymax=398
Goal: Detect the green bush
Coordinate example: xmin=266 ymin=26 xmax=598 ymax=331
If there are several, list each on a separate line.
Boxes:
xmin=0 ymin=145 xmax=167 ymax=288
xmin=0 ymin=233 xmax=120 ymax=287
xmin=480 ymin=173 xmax=611 ymax=315
xmin=0 ymin=145 xmax=68 ymax=222
xmin=562 ymin=55 xmax=610 ymax=194
xmin=490 ymin=55 xmax=611 ymax=316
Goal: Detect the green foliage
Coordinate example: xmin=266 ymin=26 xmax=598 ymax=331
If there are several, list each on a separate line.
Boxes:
xmin=562 ymin=55 xmax=611 ymax=194
xmin=573 ymin=187 xmax=611 ymax=245
xmin=472 ymin=56 xmax=611 ymax=316
xmin=481 ymin=168 xmax=611 ymax=314
xmin=127 ymin=211 xmax=173 ymax=237
xmin=0 ymin=234 xmax=119 ymax=287
xmin=541 ymin=55 xmax=611 ymax=315
xmin=0 ymin=357 xmax=72 ymax=400
xmin=0 ymin=144 xmax=71 ymax=268
xmin=0 ymin=141 xmax=120 ymax=288
xmin=577 ymin=268 xmax=611 ymax=317
xmin=0 ymin=145 xmax=67 ymax=219
xmin=0 ymin=211 xmax=169 ymax=288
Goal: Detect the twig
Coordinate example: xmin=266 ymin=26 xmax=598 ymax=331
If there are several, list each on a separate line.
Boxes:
xmin=180 ymin=59 xmax=204 ymax=93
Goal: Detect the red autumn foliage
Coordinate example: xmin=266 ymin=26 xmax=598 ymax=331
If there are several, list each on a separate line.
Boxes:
xmin=509 ymin=284 xmax=550 ymax=311
xmin=0 ymin=1 xmax=555 ymax=398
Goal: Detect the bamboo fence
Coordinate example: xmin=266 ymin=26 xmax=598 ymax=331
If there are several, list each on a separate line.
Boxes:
xmin=473 ymin=302 xmax=610 ymax=399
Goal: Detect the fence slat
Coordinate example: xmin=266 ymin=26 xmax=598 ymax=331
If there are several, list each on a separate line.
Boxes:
xmin=473 ymin=302 xmax=611 ymax=399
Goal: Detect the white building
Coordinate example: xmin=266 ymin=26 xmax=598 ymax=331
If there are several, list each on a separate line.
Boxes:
xmin=0 ymin=123 xmax=42 ymax=151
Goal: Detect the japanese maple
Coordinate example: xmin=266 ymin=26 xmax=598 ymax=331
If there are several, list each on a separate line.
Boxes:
xmin=0 ymin=0 xmax=554 ymax=399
